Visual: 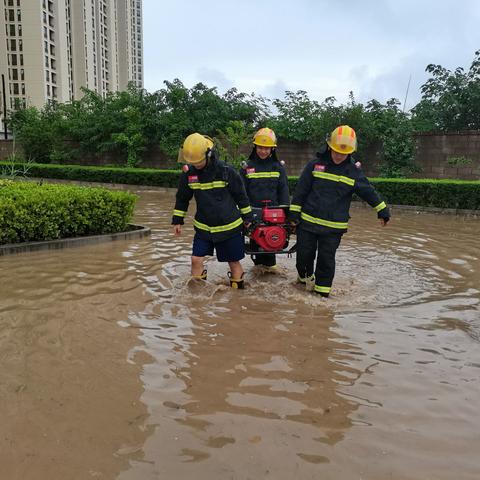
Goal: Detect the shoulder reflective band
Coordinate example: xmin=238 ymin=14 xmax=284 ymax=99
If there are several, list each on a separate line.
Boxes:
xmin=245 ymin=172 xmax=281 ymax=179
xmin=289 ymin=204 xmax=302 ymax=212
xmin=301 ymin=212 xmax=348 ymax=229
xmin=188 ymin=180 xmax=227 ymax=190
xmin=374 ymin=201 xmax=387 ymax=212
xmin=193 ymin=217 xmax=243 ymax=233
xmin=314 ymin=285 xmax=331 ymax=294
xmin=312 ymin=171 xmax=355 ymax=186
xmin=173 ymin=209 xmax=186 ymax=217
xmin=240 ymin=206 xmax=252 ymax=214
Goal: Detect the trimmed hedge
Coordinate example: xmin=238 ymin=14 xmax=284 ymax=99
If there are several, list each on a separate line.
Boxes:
xmin=370 ymin=178 xmax=480 ymax=210
xmin=287 ymin=176 xmax=480 ymax=211
xmin=0 ymin=180 xmax=136 ymax=245
xmin=1 ymin=161 xmax=479 ymax=211
xmin=0 ymin=162 xmax=181 ymax=188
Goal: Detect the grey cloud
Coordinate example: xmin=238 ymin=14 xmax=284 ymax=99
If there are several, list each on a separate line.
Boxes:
xmin=196 ymin=68 xmax=234 ymax=93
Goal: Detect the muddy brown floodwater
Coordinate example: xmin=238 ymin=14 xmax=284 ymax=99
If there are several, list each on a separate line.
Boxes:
xmin=1 ymin=188 xmax=479 ymax=480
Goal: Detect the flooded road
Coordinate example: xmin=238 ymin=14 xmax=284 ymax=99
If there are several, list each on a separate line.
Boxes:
xmin=1 ymin=188 xmax=479 ymax=480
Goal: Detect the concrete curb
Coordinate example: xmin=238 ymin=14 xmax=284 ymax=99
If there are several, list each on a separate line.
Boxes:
xmin=0 ymin=224 xmax=151 ymax=256
xmin=351 ymin=201 xmax=480 ymax=217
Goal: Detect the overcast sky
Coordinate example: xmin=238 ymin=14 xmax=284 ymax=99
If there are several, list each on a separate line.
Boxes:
xmin=142 ymin=0 xmax=479 ymax=110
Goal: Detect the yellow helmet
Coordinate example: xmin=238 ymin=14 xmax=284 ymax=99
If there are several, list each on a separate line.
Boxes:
xmin=253 ymin=128 xmax=277 ymax=147
xmin=327 ymin=125 xmax=357 ymax=154
xmin=178 ymin=133 xmax=214 ymax=164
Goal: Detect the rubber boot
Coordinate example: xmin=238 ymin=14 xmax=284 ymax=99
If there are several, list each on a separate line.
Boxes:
xmin=297 ymin=274 xmax=315 ymax=291
xmin=191 ymin=269 xmax=207 ymax=281
xmin=228 ymin=272 xmax=245 ymax=289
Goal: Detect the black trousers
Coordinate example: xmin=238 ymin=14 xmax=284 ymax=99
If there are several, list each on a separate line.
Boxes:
xmin=249 ymin=239 xmax=276 ymax=267
xmin=296 ymin=228 xmax=343 ymax=294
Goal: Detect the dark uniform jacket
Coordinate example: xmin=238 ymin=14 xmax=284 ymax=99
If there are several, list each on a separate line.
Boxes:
xmin=239 ymin=152 xmax=290 ymax=208
xmin=289 ymin=150 xmax=390 ymax=234
xmin=172 ymin=155 xmax=253 ymax=243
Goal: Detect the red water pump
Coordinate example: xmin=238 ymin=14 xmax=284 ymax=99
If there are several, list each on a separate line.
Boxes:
xmin=245 ymin=205 xmax=296 ymax=255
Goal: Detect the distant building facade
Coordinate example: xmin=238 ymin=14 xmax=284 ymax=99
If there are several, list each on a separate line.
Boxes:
xmin=0 ymin=0 xmax=143 ymax=120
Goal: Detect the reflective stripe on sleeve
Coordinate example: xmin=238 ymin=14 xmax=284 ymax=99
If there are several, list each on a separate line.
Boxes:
xmin=374 ymin=201 xmax=387 ymax=212
xmin=240 ymin=206 xmax=252 ymax=215
xmin=173 ymin=209 xmax=186 ymax=217
xmin=289 ymin=204 xmax=302 ymax=212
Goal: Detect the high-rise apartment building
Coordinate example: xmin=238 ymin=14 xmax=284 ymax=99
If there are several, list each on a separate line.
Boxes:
xmin=0 ymin=0 xmax=143 ymax=115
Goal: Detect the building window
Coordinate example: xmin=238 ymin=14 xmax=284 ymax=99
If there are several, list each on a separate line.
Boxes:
xmin=9 ymin=24 xmax=16 ymax=36
xmin=13 ymin=83 xmax=19 ymax=95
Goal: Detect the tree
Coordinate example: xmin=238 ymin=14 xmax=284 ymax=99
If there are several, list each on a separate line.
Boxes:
xmin=214 ymin=120 xmax=254 ymax=169
xmin=366 ymin=99 xmax=417 ymax=177
xmin=411 ymin=50 xmax=480 ymax=131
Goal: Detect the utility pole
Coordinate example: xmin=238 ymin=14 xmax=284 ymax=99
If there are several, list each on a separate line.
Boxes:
xmin=403 ymin=75 xmax=412 ymax=113
xmin=1 ymin=74 xmax=7 ymax=139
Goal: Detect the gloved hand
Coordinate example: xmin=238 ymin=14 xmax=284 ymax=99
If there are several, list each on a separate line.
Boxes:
xmin=243 ymin=221 xmax=256 ymax=236
xmin=377 ymin=208 xmax=390 ymax=227
xmin=288 ymin=219 xmax=299 ymax=234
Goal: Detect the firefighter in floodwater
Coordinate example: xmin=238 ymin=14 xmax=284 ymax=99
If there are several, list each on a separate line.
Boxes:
xmin=172 ymin=133 xmax=253 ymax=289
xmin=239 ymin=128 xmax=290 ymax=269
xmin=288 ymin=125 xmax=390 ymax=297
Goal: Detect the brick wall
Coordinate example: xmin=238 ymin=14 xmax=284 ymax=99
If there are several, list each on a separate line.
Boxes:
xmin=1 ymin=131 xmax=479 ymax=180
xmin=0 ymin=139 xmax=13 ymax=159
xmin=412 ymin=131 xmax=480 ymax=180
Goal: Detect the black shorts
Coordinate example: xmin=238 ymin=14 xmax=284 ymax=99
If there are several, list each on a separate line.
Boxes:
xmin=192 ymin=233 xmax=245 ymax=262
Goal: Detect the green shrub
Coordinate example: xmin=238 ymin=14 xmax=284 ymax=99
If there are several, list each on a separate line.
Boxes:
xmin=0 ymin=161 xmax=182 ymax=188
xmin=0 ymin=181 xmax=136 ymax=245
xmin=287 ymin=176 xmax=480 ymax=211
xmin=2 ymin=161 xmax=479 ymax=211
xmin=446 ymin=156 xmax=473 ymax=166
xmin=370 ymin=178 xmax=480 ymax=210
